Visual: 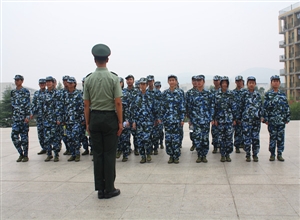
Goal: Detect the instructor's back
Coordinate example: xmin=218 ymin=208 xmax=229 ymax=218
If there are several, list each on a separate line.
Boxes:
xmin=83 ymin=44 xmax=123 ymax=199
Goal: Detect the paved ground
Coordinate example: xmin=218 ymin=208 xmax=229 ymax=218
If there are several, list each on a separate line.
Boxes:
xmin=1 ymin=121 xmax=299 ymax=220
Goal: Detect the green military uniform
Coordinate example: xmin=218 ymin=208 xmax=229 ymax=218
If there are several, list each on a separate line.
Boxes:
xmin=83 ymin=44 xmax=123 ymax=199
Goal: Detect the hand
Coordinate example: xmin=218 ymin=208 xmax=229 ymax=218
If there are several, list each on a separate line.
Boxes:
xmin=24 ymin=118 xmax=29 ymax=123
xmin=214 ymin=121 xmax=218 ymax=126
xmin=86 ymin=124 xmax=90 ymax=136
xmin=30 ymin=115 xmax=33 ymax=120
xmin=117 ymin=123 xmax=122 ymax=136
xmin=132 ymin=122 xmax=136 ymax=130
xmin=126 ymin=121 xmax=130 ymax=128
xmin=233 ymin=121 xmax=236 ymax=126
xmin=57 ymin=121 xmax=60 ymax=125
xmin=211 ymin=121 xmax=214 ymax=125
xmin=180 ymin=121 xmax=184 ymax=126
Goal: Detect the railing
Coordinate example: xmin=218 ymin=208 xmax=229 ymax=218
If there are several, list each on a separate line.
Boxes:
xmin=279 ymin=2 xmax=300 ymax=15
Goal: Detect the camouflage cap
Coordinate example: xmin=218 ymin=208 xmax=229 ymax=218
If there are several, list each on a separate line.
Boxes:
xmin=62 ymin=75 xmax=69 ymax=81
xmin=125 ymin=74 xmax=134 ymax=80
xmin=139 ymin=77 xmax=147 ymax=83
xmin=247 ymin=76 xmax=256 ymax=82
xmin=213 ymin=75 xmax=220 ymax=81
xmin=14 ymin=75 xmax=24 ymax=80
xmin=235 ymin=75 xmax=244 ymax=81
xmin=46 ymin=76 xmax=54 ymax=82
xmin=147 ymin=75 xmax=154 ymax=81
xmin=270 ymin=75 xmax=280 ymax=81
xmin=154 ymin=81 xmax=161 ymax=86
xmin=67 ymin=76 xmax=76 ymax=83
xmin=192 ymin=75 xmax=197 ymax=80
xmin=39 ymin=78 xmax=46 ymax=83
xmin=92 ymin=44 xmax=111 ymax=57
xmin=119 ymin=77 xmax=124 ymax=83
xmin=196 ymin=75 xmax=205 ymax=80
xmin=168 ymin=74 xmax=178 ymax=80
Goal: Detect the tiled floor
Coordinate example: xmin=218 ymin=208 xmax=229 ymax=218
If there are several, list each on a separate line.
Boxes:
xmin=1 ymin=121 xmax=299 ymax=220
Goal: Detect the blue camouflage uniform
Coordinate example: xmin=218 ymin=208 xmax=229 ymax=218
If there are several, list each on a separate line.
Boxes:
xmin=213 ymin=77 xmax=237 ymax=159
xmin=154 ymin=81 xmax=164 ymax=148
xmin=130 ymin=82 xmax=159 ymax=160
xmin=43 ymin=77 xmax=63 ymax=158
xmin=161 ymin=76 xmax=185 ymax=162
xmin=177 ymin=86 xmax=185 ymax=148
xmin=30 ymin=79 xmax=46 ymax=152
xmin=63 ymin=81 xmax=84 ymax=159
xmin=80 ymin=85 xmax=90 ymax=154
xmin=210 ymin=75 xmax=221 ymax=151
xmin=263 ymin=76 xmax=290 ymax=158
xmin=11 ymin=75 xmax=31 ymax=160
xmin=240 ymin=81 xmax=262 ymax=159
xmin=117 ymin=86 xmax=132 ymax=160
xmin=186 ymin=75 xmax=214 ymax=160
xmin=233 ymin=77 xmax=246 ymax=151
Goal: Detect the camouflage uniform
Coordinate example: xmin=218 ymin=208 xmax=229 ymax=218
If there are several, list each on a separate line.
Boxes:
xmin=213 ymin=87 xmax=237 ymax=158
xmin=64 ymin=88 xmax=84 ymax=158
xmin=60 ymin=88 xmax=70 ymax=153
xmin=177 ymin=87 xmax=185 ymax=147
xmin=233 ymin=88 xmax=245 ymax=151
xmin=187 ymin=86 xmax=214 ymax=159
xmin=130 ymin=89 xmax=159 ymax=159
xmin=31 ymin=85 xmax=46 ymax=151
xmin=185 ymin=84 xmax=197 ymax=149
xmin=263 ymin=89 xmax=290 ymax=158
xmin=210 ymin=87 xmax=220 ymax=150
xmin=240 ymin=89 xmax=262 ymax=158
xmin=161 ymin=87 xmax=185 ymax=161
xmin=43 ymin=86 xmax=63 ymax=157
xmin=117 ymin=88 xmax=132 ymax=159
xmin=11 ymin=84 xmax=31 ymax=158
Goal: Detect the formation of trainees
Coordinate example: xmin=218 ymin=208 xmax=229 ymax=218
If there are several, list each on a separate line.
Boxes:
xmin=11 ymin=73 xmax=290 ymax=164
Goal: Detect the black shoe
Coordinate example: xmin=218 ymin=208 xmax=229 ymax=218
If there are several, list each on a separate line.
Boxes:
xmin=98 ymin=190 xmax=105 ymax=199
xmin=212 ymin=148 xmax=217 ymax=154
xmin=63 ymin=150 xmax=69 ymax=155
xmin=37 ymin=149 xmax=46 ymax=155
xmin=16 ymin=155 xmax=24 ymax=162
xmin=105 ymin=189 xmax=120 ymax=199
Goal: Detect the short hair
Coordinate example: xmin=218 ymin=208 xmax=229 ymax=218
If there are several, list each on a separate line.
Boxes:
xmin=94 ymin=56 xmax=108 ymax=63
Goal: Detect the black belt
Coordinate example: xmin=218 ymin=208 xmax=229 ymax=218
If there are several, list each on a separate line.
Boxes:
xmin=91 ymin=110 xmax=115 ymax=113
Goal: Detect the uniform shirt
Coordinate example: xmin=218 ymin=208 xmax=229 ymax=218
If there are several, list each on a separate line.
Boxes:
xmin=186 ymin=89 xmax=214 ymax=125
xmin=213 ymin=89 xmax=237 ymax=123
xmin=122 ymin=89 xmax=131 ymax=122
xmin=83 ymin=67 xmax=122 ymax=111
xmin=240 ymin=90 xmax=263 ymax=122
xmin=64 ymin=89 xmax=84 ymax=124
xmin=11 ymin=87 xmax=30 ymax=122
xmin=43 ymin=89 xmax=63 ymax=126
xmin=263 ymin=90 xmax=290 ymax=125
xmin=31 ymin=89 xmax=45 ymax=118
xmin=233 ymin=88 xmax=246 ymax=121
xmin=130 ymin=90 xmax=159 ymax=125
xmin=161 ymin=88 xmax=185 ymax=125
xmin=185 ymin=87 xmax=197 ymax=117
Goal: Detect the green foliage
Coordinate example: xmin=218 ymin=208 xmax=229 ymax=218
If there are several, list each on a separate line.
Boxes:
xmin=57 ymin=81 xmax=63 ymax=90
xmin=290 ymin=101 xmax=300 ymax=120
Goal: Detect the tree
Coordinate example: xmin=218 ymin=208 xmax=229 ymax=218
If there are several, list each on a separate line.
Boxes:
xmin=0 ymin=86 xmax=13 ymax=126
xmin=258 ymin=87 xmax=265 ymax=96
xmin=57 ymin=81 xmax=63 ymax=90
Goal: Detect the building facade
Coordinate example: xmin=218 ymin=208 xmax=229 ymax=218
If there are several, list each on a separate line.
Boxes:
xmin=279 ymin=2 xmax=300 ymax=100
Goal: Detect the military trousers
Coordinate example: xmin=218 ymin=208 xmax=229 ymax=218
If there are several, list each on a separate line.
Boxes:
xmin=234 ymin=122 xmax=243 ymax=148
xmin=268 ymin=124 xmax=286 ymax=156
xmin=136 ymin=123 xmax=153 ymax=158
xmin=117 ymin=126 xmax=131 ymax=157
xmin=80 ymin=124 xmax=89 ymax=151
xmin=164 ymin=123 xmax=182 ymax=159
xmin=217 ymin=123 xmax=233 ymax=156
xmin=151 ymin=124 xmax=160 ymax=151
xmin=36 ymin=120 xmax=45 ymax=150
xmin=11 ymin=121 xmax=29 ymax=157
xmin=66 ymin=123 xmax=81 ymax=157
xmin=211 ymin=124 xmax=219 ymax=148
xmin=44 ymin=124 xmax=60 ymax=156
xmin=192 ymin=123 xmax=210 ymax=157
xmin=89 ymin=111 xmax=118 ymax=193
xmin=242 ymin=120 xmax=261 ymax=157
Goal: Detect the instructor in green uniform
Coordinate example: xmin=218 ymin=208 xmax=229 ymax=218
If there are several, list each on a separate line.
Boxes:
xmin=84 ymin=43 xmax=123 ymax=199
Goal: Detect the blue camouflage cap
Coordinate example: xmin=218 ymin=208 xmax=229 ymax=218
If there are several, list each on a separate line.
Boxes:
xmin=147 ymin=75 xmax=154 ymax=81
xmin=154 ymin=81 xmax=161 ymax=86
xmin=92 ymin=44 xmax=111 ymax=57
xmin=135 ymin=80 xmax=140 ymax=87
xmin=119 ymin=77 xmax=124 ymax=83
xmin=14 ymin=75 xmax=24 ymax=80
xmin=39 ymin=78 xmax=46 ymax=83
xmin=46 ymin=76 xmax=54 ymax=82
xmin=235 ymin=75 xmax=244 ymax=81
xmin=270 ymin=75 xmax=280 ymax=81
xmin=192 ymin=75 xmax=197 ymax=80
xmin=168 ymin=74 xmax=178 ymax=80
xmin=213 ymin=75 xmax=220 ymax=81
xmin=62 ymin=75 xmax=69 ymax=81
xmin=67 ymin=76 xmax=76 ymax=83
xmin=196 ymin=75 xmax=205 ymax=80
xmin=139 ymin=77 xmax=147 ymax=83
xmin=220 ymin=76 xmax=229 ymax=86
xmin=247 ymin=76 xmax=256 ymax=82
xmin=125 ymin=74 xmax=134 ymax=80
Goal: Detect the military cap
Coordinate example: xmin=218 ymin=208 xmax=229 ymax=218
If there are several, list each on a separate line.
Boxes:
xmin=220 ymin=76 xmax=229 ymax=86
xmin=67 ymin=76 xmax=76 ymax=83
xmin=270 ymin=75 xmax=280 ymax=81
xmin=119 ymin=77 xmax=124 ymax=83
xmin=197 ymin=75 xmax=205 ymax=80
xmin=213 ymin=75 xmax=220 ymax=81
xmin=247 ymin=76 xmax=256 ymax=82
xmin=147 ymin=75 xmax=154 ymax=81
xmin=135 ymin=80 xmax=140 ymax=87
xmin=53 ymin=78 xmax=57 ymax=83
xmin=125 ymin=74 xmax=134 ymax=80
xmin=192 ymin=75 xmax=197 ymax=80
xmin=62 ymin=75 xmax=69 ymax=81
xmin=168 ymin=74 xmax=178 ymax=80
xmin=82 ymin=77 xmax=86 ymax=82
xmin=235 ymin=75 xmax=244 ymax=81
xmin=91 ymin=44 xmax=111 ymax=57
xmin=39 ymin=78 xmax=46 ymax=83
xmin=14 ymin=75 xmax=24 ymax=80
xmin=139 ymin=77 xmax=147 ymax=83
xmin=46 ymin=76 xmax=54 ymax=82
xmin=154 ymin=81 xmax=161 ymax=86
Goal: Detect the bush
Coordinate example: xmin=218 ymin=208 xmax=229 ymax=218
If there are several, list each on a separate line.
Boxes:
xmin=290 ymin=102 xmax=300 ymax=120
